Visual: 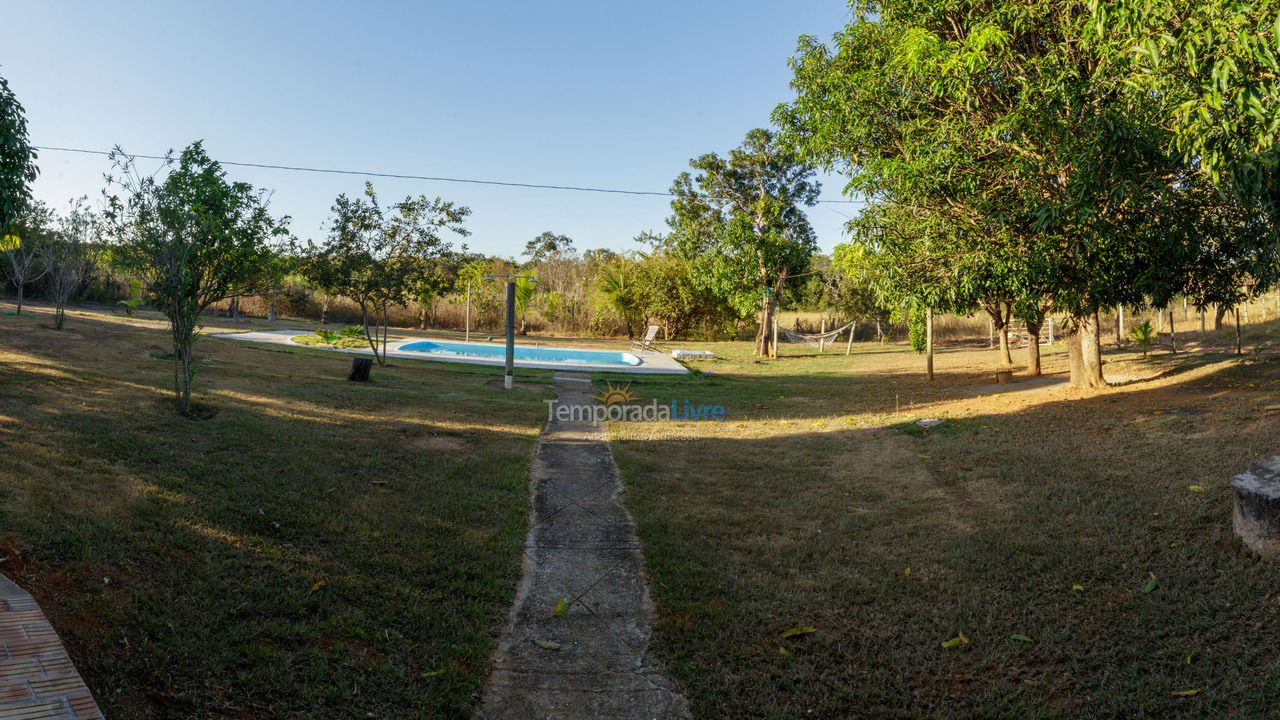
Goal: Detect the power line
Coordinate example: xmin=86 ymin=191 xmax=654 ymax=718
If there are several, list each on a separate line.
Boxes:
xmin=33 ymin=144 xmax=865 ymax=205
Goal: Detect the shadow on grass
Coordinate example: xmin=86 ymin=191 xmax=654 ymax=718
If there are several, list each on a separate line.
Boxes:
xmin=609 ymin=356 xmax=1280 ymax=719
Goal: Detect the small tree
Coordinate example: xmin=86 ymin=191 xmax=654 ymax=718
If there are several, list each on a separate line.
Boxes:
xmin=666 ymin=128 xmax=820 ymax=356
xmin=1129 ymin=320 xmax=1156 ymax=358
xmin=104 ymin=142 xmax=289 ymax=416
xmin=42 ymin=198 xmax=97 ymax=329
xmin=314 ymin=183 xmax=468 ymax=364
xmin=514 ymin=273 xmax=537 ymax=334
xmin=3 ymin=201 xmax=53 ymax=314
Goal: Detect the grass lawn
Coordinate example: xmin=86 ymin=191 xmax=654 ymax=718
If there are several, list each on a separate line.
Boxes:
xmin=0 ymin=304 xmax=553 ymax=718
xmin=606 ymin=325 xmax=1280 ymax=718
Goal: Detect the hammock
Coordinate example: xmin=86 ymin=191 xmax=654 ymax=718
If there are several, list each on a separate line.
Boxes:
xmin=779 ymin=321 xmax=855 ymax=345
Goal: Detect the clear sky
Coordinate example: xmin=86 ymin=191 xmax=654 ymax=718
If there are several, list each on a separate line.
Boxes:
xmin=5 ymin=1 xmax=859 ymax=257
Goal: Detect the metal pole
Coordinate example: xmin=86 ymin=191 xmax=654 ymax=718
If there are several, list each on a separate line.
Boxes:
xmin=504 ymin=281 xmax=516 ymax=389
xmin=465 ymin=281 xmax=471 ymax=343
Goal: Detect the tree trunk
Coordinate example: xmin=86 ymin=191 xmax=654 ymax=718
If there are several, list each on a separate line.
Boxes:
xmin=925 ymin=307 xmax=934 ymax=380
xmin=54 ymin=303 xmax=66 ymax=330
xmin=1215 ymin=305 xmax=1227 ymax=330
xmin=1167 ymin=309 xmax=1177 ymax=353
xmin=1067 ymin=311 xmax=1105 ymax=388
xmin=14 ymin=284 xmax=23 ymax=315
xmin=1236 ymin=308 xmax=1243 ymax=355
xmin=419 ymin=307 xmax=427 ymax=331
xmin=1026 ymin=319 xmax=1042 ymax=376
xmin=987 ymin=304 xmax=1012 ymax=365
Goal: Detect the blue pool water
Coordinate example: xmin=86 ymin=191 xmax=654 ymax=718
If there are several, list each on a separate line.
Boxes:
xmin=397 ymin=340 xmax=642 ymax=367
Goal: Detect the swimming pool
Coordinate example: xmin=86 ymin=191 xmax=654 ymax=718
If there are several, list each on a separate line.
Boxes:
xmin=397 ymin=340 xmax=643 ymax=367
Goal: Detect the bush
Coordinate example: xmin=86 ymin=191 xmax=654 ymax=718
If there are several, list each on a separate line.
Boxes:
xmin=340 ymin=325 xmax=364 ymax=339
xmin=1130 ymin=319 xmax=1156 ymax=357
xmin=315 ymin=329 xmax=339 ymax=343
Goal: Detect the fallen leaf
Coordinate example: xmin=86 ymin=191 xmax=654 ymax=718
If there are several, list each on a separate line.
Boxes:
xmin=903 ymin=567 xmax=911 ymax=577
xmin=553 ymin=598 xmax=569 ymax=617
xmin=1188 ymin=485 xmax=1205 ymax=493
xmin=1010 ymin=634 xmax=1033 ymax=643
xmin=1185 ymin=650 xmax=1199 ymax=665
xmin=957 ymin=629 xmax=970 ymax=645
xmin=778 ymin=646 xmax=794 ymax=657
xmin=779 ymin=626 xmax=816 ymax=639
xmin=420 ymin=668 xmax=445 ymax=678
xmin=1072 ymin=583 xmax=1084 ymax=592
xmin=941 ymin=637 xmax=963 ymax=650
xmin=309 ymin=580 xmax=326 ymax=593
xmin=1170 ymin=688 xmax=1202 ymax=697
xmin=1142 ymin=574 xmax=1159 ymax=593
xmin=533 ymin=639 xmax=561 ymax=651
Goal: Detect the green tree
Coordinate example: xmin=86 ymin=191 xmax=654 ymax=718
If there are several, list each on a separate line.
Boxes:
xmin=523 ymin=231 xmax=574 ymax=263
xmin=514 ymin=273 xmax=537 ymax=334
xmin=596 ymin=260 xmax=640 ymax=338
xmin=313 ymin=183 xmax=468 ymax=363
xmin=778 ymin=0 xmax=1199 ymax=387
xmin=0 ymin=75 xmax=38 ymax=235
xmin=666 ymin=128 xmax=820 ymax=356
xmin=105 ymin=142 xmax=289 ymax=415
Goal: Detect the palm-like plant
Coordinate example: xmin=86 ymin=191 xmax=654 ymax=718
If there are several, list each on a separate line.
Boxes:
xmin=1130 ymin=319 xmax=1156 ymax=357
xmin=597 ymin=262 xmax=638 ymax=338
xmin=514 ymin=274 xmax=537 ymax=334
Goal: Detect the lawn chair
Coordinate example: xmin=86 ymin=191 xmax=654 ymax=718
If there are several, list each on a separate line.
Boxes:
xmin=632 ymin=325 xmax=660 ymax=352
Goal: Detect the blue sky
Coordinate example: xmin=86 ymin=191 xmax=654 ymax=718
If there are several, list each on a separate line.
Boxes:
xmin=5 ymin=1 xmax=859 ymax=257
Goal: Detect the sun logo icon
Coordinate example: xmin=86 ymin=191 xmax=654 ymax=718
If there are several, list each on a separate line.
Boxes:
xmin=593 ymin=381 xmax=639 ymax=406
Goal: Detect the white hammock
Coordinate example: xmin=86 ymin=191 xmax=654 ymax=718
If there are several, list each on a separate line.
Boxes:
xmin=779 ymin=321 xmax=855 ymax=345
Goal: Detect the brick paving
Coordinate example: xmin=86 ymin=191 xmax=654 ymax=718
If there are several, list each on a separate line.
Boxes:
xmin=0 ymin=575 xmax=102 ymax=719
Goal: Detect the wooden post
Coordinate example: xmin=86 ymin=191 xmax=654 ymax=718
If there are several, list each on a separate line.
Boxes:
xmin=1047 ymin=316 xmax=1055 ymax=344
xmin=1116 ymin=306 xmax=1125 ymax=347
xmin=1201 ymin=307 xmax=1206 ymax=333
xmin=1168 ymin=308 xmax=1177 ymax=353
xmin=926 ymin=307 xmax=934 ymax=380
xmin=818 ymin=316 xmax=827 ymax=353
xmin=464 ymin=281 xmax=471 ymax=343
xmin=846 ymin=322 xmax=855 ymax=356
xmin=988 ymin=317 xmax=994 ymax=348
xmin=771 ymin=317 xmax=778 ymax=359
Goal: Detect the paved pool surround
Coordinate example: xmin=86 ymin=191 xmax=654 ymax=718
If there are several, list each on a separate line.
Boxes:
xmin=212 ymin=329 xmax=689 ymax=374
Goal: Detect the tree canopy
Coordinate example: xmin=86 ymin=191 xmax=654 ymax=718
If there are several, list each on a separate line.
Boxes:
xmin=0 ymin=75 xmax=38 ymax=235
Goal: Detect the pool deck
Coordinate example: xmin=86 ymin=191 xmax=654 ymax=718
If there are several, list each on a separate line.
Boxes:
xmin=211 ymin=329 xmax=690 ymax=375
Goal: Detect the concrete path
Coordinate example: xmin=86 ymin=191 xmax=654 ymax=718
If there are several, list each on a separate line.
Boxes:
xmin=476 ymin=373 xmax=689 ymax=720
xmin=0 ymin=574 xmax=103 ymax=719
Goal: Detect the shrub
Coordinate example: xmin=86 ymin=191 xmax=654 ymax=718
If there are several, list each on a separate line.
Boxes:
xmin=340 ymin=325 xmax=364 ymax=339
xmin=315 ymin=328 xmax=339 ymax=344
xmin=1130 ymin=320 xmax=1156 ymax=357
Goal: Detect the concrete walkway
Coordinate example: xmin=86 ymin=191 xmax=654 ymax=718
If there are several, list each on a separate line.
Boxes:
xmin=476 ymin=373 xmax=689 ymax=720
xmin=0 ymin=575 xmax=102 ymax=719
